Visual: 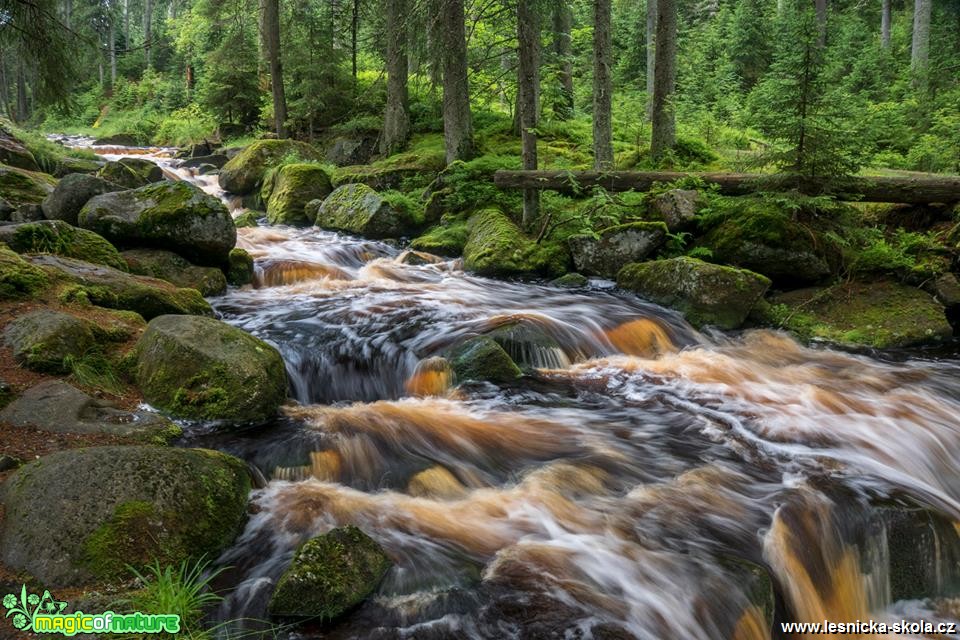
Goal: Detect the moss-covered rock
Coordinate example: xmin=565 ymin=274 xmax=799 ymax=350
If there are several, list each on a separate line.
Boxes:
xmin=95 ymin=158 xmax=164 ymax=189
xmin=28 ymin=253 xmax=212 ymax=318
xmin=550 ymin=272 xmax=589 ymax=288
xmin=233 ymin=210 xmax=263 ymax=228
xmin=649 ymin=189 xmax=701 ymax=231
xmin=410 ymin=214 xmax=470 ymax=257
xmin=486 ymin=322 xmax=571 ymax=369
xmin=0 ymin=125 xmax=40 ymax=171
xmin=0 ymin=446 xmax=250 ymax=586
xmin=226 ymin=248 xmax=254 ymax=286
xmin=0 ymin=220 xmax=127 ymax=270
xmin=462 ymin=209 xmax=570 ymax=277
xmin=307 ymin=183 xmax=413 ymax=238
xmin=219 ymin=140 xmax=323 ymax=195
xmin=78 ymin=181 xmax=237 ymax=266
xmin=3 ymin=310 xmax=97 ymax=373
xmin=447 ymin=335 xmax=522 ymax=384
xmin=763 ymin=279 xmax=953 ymax=348
xmin=568 ymin=222 xmax=668 ymax=279
xmin=41 ymin=173 xmax=121 ymax=225
xmin=617 ymin=257 xmax=771 ymax=330
xmin=261 ymin=163 xmax=332 ymax=226
xmin=133 ymin=314 xmax=287 ymax=425
xmin=0 ymin=244 xmax=50 ymax=299
xmin=0 ymin=164 xmax=57 ymax=207
xmin=269 ymin=526 xmax=392 ymax=620
xmin=122 ymin=249 xmax=227 ymax=296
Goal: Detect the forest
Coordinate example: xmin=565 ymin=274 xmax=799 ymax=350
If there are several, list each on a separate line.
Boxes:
xmin=1 ymin=0 xmax=960 ymax=639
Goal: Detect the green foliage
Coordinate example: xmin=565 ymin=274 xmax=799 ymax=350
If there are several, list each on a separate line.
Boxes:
xmin=127 ymin=558 xmax=226 ymax=640
xmin=64 ymin=351 xmax=124 ymax=395
xmin=154 ymin=104 xmax=216 ymax=147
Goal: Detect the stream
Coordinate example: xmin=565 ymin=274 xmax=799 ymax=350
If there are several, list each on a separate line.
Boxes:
xmin=67 ymin=140 xmax=960 ymax=639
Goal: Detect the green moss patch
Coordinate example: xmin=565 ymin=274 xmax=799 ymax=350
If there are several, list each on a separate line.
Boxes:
xmin=462 ymin=209 xmax=570 ymax=277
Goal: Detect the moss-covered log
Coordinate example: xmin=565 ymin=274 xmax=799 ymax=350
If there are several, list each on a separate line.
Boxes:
xmin=493 ymin=170 xmax=960 ymax=203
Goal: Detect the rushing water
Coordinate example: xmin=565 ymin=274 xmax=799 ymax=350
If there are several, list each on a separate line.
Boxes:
xmin=68 ymin=140 xmax=960 ymax=639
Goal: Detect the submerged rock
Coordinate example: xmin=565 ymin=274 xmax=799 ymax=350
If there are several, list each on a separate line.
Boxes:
xmin=133 ymin=314 xmax=287 ymax=425
xmin=447 ymin=335 xmax=522 ymax=384
xmin=79 ymin=180 xmax=237 ymax=266
xmin=0 ymin=380 xmax=180 ymax=443
xmin=462 ymin=209 xmax=569 ymax=277
xmin=42 ymin=173 xmax=121 ymax=224
xmin=261 ymin=163 xmax=332 ymax=226
xmin=269 ymin=526 xmax=392 ymax=620
xmin=0 ymin=446 xmax=250 ymax=586
xmin=219 ymin=139 xmax=323 ymax=195
xmin=550 ymin=272 xmax=589 ymax=288
xmin=618 ymin=257 xmax=770 ymax=330
xmin=486 ymin=322 xmax=571 ymax=369
xmin=308 ymin=183 xmax=412 ymax=238
xmin=122 ymin=248 xmax=227 ymax=296
xmin=407 ymin=466 xmax=468 ymax=500
xmin=96 ymin=158 xmax=164 ymax=188
xmin=3 ymin=309 xmax=98 ymax=373
xmin=0 ymin=219 xmax=127 ymax=270
xmin=568 ymin=222 xmax=667 ymax=279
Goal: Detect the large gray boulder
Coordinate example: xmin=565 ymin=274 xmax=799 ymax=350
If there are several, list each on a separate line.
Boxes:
xmin=568 ymin=222 xmax=667 ymax=279
xmin=122 ymin=249 xmax=227 ymax=296
xmin=96 ymin=158 xmax=164 ymax=188
xmin=42 ymin=173 xmax=120 ymax=224
xmin=650 ymin=189 xmax=701 ymax=231
xmin=306 ymin=183 xmax=411 ymax=238
xmin=133 ymin=315 xmax=288 ymax=426
xmin=261 ymin=164 xmax=333 ymax=226
xmin=0 ymin=380 xmax=180 ymax=443
xmin=218 ymin=139 xmax=323 ymax=195
xmin=3 ymin=309 xmax=97 ymax=373
xmin=0 ymin=446 xmax=250 ymax=586
xmin=78 ymin=181 xmax=237 ymax=266
xmin=0 ymin=219 xmax=127 ymax=270
xmin=617 ymin=257 xmax=771 ymax=330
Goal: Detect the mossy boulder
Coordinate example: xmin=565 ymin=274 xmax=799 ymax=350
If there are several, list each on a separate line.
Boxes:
xmin=3 ymin=310 xmax=97 ymax=373
xmin=307 ymin=183 xmax=413 ymax=238
xmin=226 ymin=247 xmax=254 ymax=286
xmin=550 ymin=273 xmax=589 ymax=288
xmin=411 ymin=216 xmax=470 ymax=257
xmin=219 ymin=140 xmax=323 ymax=195
xmin=699 ymin=200 xmax=834 ymax=287
xmin=568 ymin=222 xmax=668 ymax=279
xmin=233 ymin=210 xmax=263 ymax=228
xmin=261 ymin=164 xmax=332 ymax=226
xmin=0 ymin=446 xmax=250 ymax=586
xmin=56 ymin=156 xmax=104 ymax=177
xmin=486 ymin=322 xmax=570 ymax=369
xmin=447 ymin=336 xmax=522 ymax=384
xmin=0 ymin=245 xmax=50 ymax=299
xmin=0 ymin=164 xmax=57 ymax=207
xmin=122 ymin=249 xmax=227 ymax=296
xmin=93 ymin=133 xmax=141 ymax=146
xmin=650 ymin=189 xmax=701 ymax=231
xmin=269 ymin=526 xmax=392 ymax=620
xmin=96 ymin=158 xmax=164 ymax=189
xmin=0 ymin=125 xmax=40 ymax=171
xmin=617 ymin=257 xmax=771 ymax=330
xmin=0 ymin=380 xmax=180 ymax=443
xmin=462 ymin=209 xmax=569 ymax=277
xmin=764 ymin=280 xmax=953 ymax=348
xmin=42 ymin=173 xmax=121 ymax=225
xmin=78 ymin=181 xmax=237 ymax=266
xmin=133 ymin=315 xmax=287 ymax=425
xmin=0 ymin=220 xmax=127 ymax=270
xmin=28 ymin=254 xmax=212 ymax=319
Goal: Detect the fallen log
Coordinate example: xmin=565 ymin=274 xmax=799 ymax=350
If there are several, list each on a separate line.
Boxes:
xmin=492 ymin=170 xmax=960 ymax=204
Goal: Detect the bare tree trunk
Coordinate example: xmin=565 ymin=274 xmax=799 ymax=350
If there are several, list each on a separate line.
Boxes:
xmin=124 ymin=0 xmax=130 ymax=47
xmin=15 ymin=58 xmax=29 ymax=123
xmin=881 ymin=0 xmax=891 ymax=48
xmin=551 ymin=1 xmax=574 ymax=120
xmin=109 ymin=16 xmax=117 ymax=87
xmin=65 ymin=0 xmax=72 ymax=29
xmin=650 ymin=0 xmax=676 ymax=162
xmin=144 ymin=0 xmax=153 ymax=69
xmin=440 ymin=0 xmax=475 ymax=163
xmin=592 ymin=0 xmax=613 ymax=169
xmin=381 ymin=0 xmax=410 ymax=155
xmin=517 ymin=0 xmax=540 ymax=229
xmin=427 ymin=0 xmax=443 ymax=91
xmin=0 ymin=53 xmax=9 ymax=120
xmin=262 ymin=0 xmax=288 ymax=137
xmin=814 ymin=0 xmax=828 ymax=46
xmin=351 ymin=0 xmax=359 ymax=80
xmin=645 ymin=0 xmax=657 ymax=120
xmin=911 ymin=0 xmax=931 ymax=88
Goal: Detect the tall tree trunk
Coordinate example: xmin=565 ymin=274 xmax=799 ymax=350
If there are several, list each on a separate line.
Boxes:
xmin=517 ymin=0 xmax=540 ymax=229
xmin=911 ymin=0 xmax=931 ymax=88
xmin=645 ymin=0 xmax=657 ymax=120
xmin=109 ymin=17 xmax=117 ymax=87
xmin=427 ymin=0 xmax=444 ymax=91
xmin=650 ymin=0 xmax=676 ymax=162
xmin=0 ymin=54 xmax=9 ymax=120
xmin=440 ymin=0 xmax=475 ymax=163
xmin=881 ymin=0 xmax=891 ymax=48
xmin=551 ymin=1 xmax=574 ymax=120
xmin=814 ymin=0 xmax=828 ymax=46
xmin=144 ymin=0 xmax=153 ymax=69
xmin=592 ymin=0 xmax=613 ymax=169
xmin=262 ymin=0 xmax=288 ymax=137
xmin=64 ymin=0 xmax=72 ymax=29
xmin=124 ymin=0 xmax=130 ymax=48
xmin=381 ymin=0 xmax=410 ymax=155
xmin=351 ymin=0 xmax=359 ymax=80
xmin=15 ymin=58 xmax=29 ymax=123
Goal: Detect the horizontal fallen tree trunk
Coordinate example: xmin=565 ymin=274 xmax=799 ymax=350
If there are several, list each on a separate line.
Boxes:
xmin=492 ymin=170 xmax=960 ymax=204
